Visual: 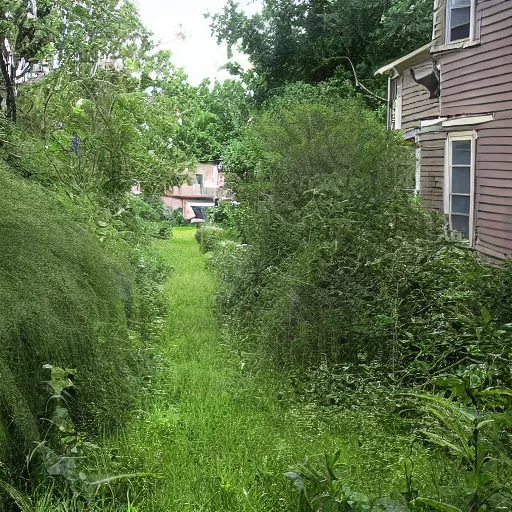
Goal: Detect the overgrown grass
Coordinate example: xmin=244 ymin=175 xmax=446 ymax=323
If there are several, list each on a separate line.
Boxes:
xmin=102 ymin=228 xmax=455 ymax=511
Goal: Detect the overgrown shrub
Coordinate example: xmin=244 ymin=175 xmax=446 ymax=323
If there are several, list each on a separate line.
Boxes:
xmin=129 ymin=246 xmax=171 ymax=341
xmin=195 ymin=224 xmax=229 ymax=253
xmin=0 ymin=168 xmax=140 ymax=466
xmin=167 ymin=208 xmax=188 ymax=227
xmin=211 ymin=99 xmax=512 ymax=385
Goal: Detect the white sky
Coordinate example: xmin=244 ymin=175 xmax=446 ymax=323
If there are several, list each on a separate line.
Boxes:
xmin=136 ymin=0 xmax=261 ymax=85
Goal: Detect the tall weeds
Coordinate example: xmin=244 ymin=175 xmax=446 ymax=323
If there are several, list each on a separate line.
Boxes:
xmin=212 ymin=99 xmax=512 ymax=384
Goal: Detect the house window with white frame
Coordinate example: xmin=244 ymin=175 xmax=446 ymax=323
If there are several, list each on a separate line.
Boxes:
xmin=445 ymin=133 xmax=475 ymax=241
xmin=445 ymin=0 xmax=476 ymax=43
xmin=388 ymin=76 xmax=402 ymax=130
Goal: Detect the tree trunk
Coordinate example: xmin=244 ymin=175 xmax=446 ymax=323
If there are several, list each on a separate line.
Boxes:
xmin=0 ymin=46 xmax=16 ymax=122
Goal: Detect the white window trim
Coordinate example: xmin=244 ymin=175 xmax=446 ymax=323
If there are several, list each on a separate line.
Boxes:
xmin=395 ymin=77 xmax=402 ymax=130
xmin=445 ymin=0 xmax=477 ymax=45
xmin=414 ymin=134 xmax=421 ymax=195
xmin=444 ymin=131 xmax=477 ymax=245
xmin=387 ymin=76 xmax=403 ymax=130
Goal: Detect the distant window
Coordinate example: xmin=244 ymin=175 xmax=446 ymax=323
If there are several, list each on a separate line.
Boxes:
xmin=446 ymin=0 xmax=475 ymax=43
xmin=445 ymin=133 xmax=475 ymax=242
xmin=193 ymin=174 xmax=204 ymax=193
xmin=191 ymin=206 xmax=206 ymax=220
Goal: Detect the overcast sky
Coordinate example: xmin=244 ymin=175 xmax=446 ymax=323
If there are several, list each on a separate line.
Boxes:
xmin=136 ymin=0 xmax=261 ymax=85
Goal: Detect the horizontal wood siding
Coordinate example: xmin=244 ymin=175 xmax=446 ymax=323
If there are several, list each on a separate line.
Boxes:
xmin=474 ymin=112 xmax=512 ymax=258
xmin=419 ymin=131 xmax=446 ymax=211
xmin=440 ymin=0 xmax=512 ymax=116
xmin=427 ymin=1 xmax=512 ymax=259
xmin=432 ymin=0 xmax=445 ymax=45
xmin=401 ymin=59 xmax=440 ymax=132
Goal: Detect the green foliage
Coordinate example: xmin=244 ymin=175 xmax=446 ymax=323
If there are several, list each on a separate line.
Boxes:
xmin=174 ymin=79 xmax=254 ymax=161
xmin=0 ymin=168 xmax=141 ymax=467
xmin=209 ymin=0 xmax=432 ymax=104
xmin=211 ymin=97 xmax=512 ymax=396
xmin=109 ymin=230 xmax=453 ymax=511
xmin=167 ymin=208 xmax=187 ymax=227
xmin=286 ymin=450 xmax=411 ymax=511
xmin=212 ymin=99 xmax=427 ymax=365
xmin=410 ymin=367 xmax=512 ymax=510
xmin=129 ymin=245 xmax=171 ymax=341
xmin=195 ymin=224 xmax=229 ymax=253
xmin=22 ymin=75 xmax=191 ymax=198
xmin=209 ymin=96 xmax=512 ymax=509
xmin=0 ymin=0 xmax=148 ymax=121
xmin=206 ymin=201 xmax=245 ymax=240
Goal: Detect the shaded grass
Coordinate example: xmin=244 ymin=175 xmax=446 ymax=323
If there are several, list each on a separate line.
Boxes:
xmin=107 ymin=228 xmax=455 ymax=511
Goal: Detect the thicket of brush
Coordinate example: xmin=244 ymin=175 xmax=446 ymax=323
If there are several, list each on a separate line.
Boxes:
xmin=0 ymin=158 xmax=172 ymax=512
xmin=207 ymin=99 xmax=512 ymax=509
xmin=210 ymin=100 xmax=512 ymax=381
xmin=0 ymin=168 xmax=133 ymax=456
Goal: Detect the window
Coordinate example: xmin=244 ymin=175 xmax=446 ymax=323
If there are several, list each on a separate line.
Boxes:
xmin=445 ymin=133 xmax=476 ymax=242
xmin=193 ymin=174 xmax=204 ymax=193
xmin=388 ymin=76 xmax=402 ymax=130
xmin=445 ymin=0 xmax=475 ymax=43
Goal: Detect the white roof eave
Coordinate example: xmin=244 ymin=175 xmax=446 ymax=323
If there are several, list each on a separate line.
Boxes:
xmin=375 ymin=42 xmax=434 ymax=76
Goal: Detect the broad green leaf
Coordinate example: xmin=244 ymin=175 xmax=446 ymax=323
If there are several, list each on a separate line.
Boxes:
xmin=371 ymin=495 xmax=410 ymax=511
xmin=478 ymin=387 xmax=512 ymax=397
xmin=284 ymin=472 xmax=305 ymax=492
xmin=481 ymin=306 xmax=492 ymax=324
xmin=0 ymin=480 xmax=34 ymax=512
xmin=476 ymin=419 xmax=494 ymax=430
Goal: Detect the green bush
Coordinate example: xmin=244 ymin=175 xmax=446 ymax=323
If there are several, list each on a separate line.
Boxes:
xmin=0 ymin=168 xmax=140 ymax=466
xmin=195 ymin=224 xmax=229 ymax=253
xmin=167 ymin=208 xmax=188 ymax=227
xmin=211 ymin=99 xmax=512 ymax=384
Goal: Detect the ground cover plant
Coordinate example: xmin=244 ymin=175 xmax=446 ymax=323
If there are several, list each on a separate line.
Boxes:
xmin=2 ymin=0 xmax=512 ymax=508
xmin=106 ymin=229 xmax=465 ymax=511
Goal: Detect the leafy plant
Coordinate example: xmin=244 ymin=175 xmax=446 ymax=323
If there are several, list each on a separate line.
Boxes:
xmin=411 ymin=366 xmax=512 ymax=510
xmin=286 ymin=450 xmax=410 ymax=511
xmin=195 ymin=224 xmax=229 ymax=253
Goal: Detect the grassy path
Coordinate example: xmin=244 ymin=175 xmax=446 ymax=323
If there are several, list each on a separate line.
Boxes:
xmin=121 ymin=228 xmax=415 ymax=511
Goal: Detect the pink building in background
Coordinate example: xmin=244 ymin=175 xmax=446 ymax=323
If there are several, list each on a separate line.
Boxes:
xmin=162 ymin=162 xmax=232 ymax=223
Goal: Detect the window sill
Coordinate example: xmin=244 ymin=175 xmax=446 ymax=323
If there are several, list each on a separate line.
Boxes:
xmin=431 ymin=39 xmax=481 ymax=53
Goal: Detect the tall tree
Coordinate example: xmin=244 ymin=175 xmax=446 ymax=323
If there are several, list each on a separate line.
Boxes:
xmin=0 ymin=0 xmax=146 ymax=122
xmin=209 ymin=0 xmax=433 ymax=104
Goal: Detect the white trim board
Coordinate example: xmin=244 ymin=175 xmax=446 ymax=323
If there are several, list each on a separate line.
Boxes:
xmin=375 ymin=42 xmax=434 ymax=75
xmin=442 ymin=114 xmax=493 ymax=127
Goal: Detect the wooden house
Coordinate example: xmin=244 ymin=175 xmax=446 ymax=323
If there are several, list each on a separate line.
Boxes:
xmin=377 ymin=0 xmax=512 ymax=259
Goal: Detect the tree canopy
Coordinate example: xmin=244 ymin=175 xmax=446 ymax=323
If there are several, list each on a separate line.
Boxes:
xmin=209 ymin=0 xmax=433 ymax=104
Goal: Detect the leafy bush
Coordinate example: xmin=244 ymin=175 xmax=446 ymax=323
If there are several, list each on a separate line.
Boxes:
xmin=213 ymin=100 xmax=424 ymax=364
xmin=167 ymin=208 xmax=188 ymax=227
xmin=286 ymin=450 xmax=411 ymax=511
xmin=211 ymin=99 xmax=512 ymax=388
xmin=129 ymin=245 xmax=171 ymax=341
xmin=195 ymin=224 xmax=229 ymax=253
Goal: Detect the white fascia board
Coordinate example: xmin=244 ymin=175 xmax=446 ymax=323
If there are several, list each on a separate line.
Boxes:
xmin=188 ymin=201 xmax=216 ymax=207
xmin=442 ymin=114 xmax=494 ymax=127
xmin=420 ymin=117 xmax=448 ymax=127
xmin=375 ymin=42 xmax=434 ymax=75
